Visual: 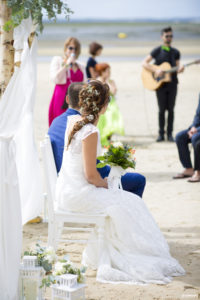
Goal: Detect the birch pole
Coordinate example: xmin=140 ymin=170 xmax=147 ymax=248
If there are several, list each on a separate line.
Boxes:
xmin=0 ymin=0 xmax=14 ymax=98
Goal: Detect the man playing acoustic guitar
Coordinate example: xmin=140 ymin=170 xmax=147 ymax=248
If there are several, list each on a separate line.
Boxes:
xmin=143 ymin=26 xmax=184 ymax=142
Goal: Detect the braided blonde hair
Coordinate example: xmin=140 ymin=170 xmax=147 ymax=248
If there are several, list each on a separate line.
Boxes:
xmin=67 ymin=80 xmax=110 ymax=148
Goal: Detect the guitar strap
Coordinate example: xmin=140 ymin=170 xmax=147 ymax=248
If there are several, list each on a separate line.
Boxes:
xmin=169 ymin=48 xmax=175 ymax=67
xmin=168 ymin=48 xmax=178 ymax=82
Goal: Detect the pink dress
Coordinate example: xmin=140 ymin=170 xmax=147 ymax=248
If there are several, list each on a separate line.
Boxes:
xmin=48 ymin=68 xmax=84 ymax=126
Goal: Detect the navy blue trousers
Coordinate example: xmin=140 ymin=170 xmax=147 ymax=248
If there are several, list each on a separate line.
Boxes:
xmin=175 ymin=129 xmax=200 ymax=171
xmin=121 ymin=172 xmax=146 ymax=198
xmin=97 ymin=162 xmax=146 ymax=198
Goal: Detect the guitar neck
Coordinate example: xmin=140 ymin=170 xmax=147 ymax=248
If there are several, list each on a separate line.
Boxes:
xmin=165 ymin=60 xmax=200 ymax=74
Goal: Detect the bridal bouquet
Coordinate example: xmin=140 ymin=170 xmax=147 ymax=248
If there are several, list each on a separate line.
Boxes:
xmin=97 ymin=142 xmax=136 ymax=189
xmin=97 ymin=142 xmax=136 ymax=190
xmin=97 ymin=141 xmax=136 ymax=170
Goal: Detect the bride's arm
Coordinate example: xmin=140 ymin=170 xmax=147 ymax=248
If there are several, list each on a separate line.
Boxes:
xmin=82 ymin=132 xmax=108 ymax=188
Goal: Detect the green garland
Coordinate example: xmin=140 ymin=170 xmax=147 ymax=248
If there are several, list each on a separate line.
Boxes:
xmin=23 ymin=244 xmax=86 ymax=288
xmin=3 ymin=0 xmax=73 ymax=32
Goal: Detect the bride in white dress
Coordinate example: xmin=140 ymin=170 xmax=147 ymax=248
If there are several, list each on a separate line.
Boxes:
xmin=56 ymin=80 xmax=185 ymax=284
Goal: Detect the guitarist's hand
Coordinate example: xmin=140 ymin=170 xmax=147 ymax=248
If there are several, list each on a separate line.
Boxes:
xmin=177 ymin=65 xmax=184 ymax=73
xmin=155 ymin=69 xmax=164 ymax=78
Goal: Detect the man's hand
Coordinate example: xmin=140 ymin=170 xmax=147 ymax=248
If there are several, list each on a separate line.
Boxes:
xmin=154 ymin=69 xmax=164 ymax=78
xmin=188 ymin=126 xmax=197 ymax=138
xmin=177 ymin=65 xmax=184 ymax=73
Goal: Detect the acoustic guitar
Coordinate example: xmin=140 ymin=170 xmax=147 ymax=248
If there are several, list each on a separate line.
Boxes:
xmin=141 ymin=59 xmax=200 ymax=91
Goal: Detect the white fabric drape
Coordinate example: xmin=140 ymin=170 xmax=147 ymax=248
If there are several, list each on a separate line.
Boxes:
xmin=0 ymin=17 xmax=43 ymax=299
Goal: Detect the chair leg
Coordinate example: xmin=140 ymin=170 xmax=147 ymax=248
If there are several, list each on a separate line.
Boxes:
xmin=43 ymin=192 xmax=48 ymax=223
xmin=48 ymin=220 xmax=55 ymax=249
xmin=48 ymin=219 xmax=64 ymax=250
xmin=97 ymin=224 xmax=105 ymax=266
xmin=54 ymin=221 xmax=64 ymax=250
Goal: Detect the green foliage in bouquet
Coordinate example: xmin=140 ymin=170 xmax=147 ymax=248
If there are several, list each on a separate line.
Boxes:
xmin=97 ymin=142 xmax=136 ymax=170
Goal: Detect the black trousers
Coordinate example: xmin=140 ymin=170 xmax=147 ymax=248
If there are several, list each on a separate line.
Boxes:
xmin=156 ymin=82 xmax=177 ymax=136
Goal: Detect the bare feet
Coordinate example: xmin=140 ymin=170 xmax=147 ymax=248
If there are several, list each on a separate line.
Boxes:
xmin=173 ymin=168 xmax=194 ymax=179
xmin=188 ymin=171 xmax=200 ymax=183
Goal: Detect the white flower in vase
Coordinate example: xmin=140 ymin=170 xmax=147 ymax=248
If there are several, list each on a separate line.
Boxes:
xmin=54 ymin=262 xmax=66 ymax=275
xmin=44 ymin=254 xmax=56 ymax=264
xmin=43 ymin=247 xmax=57 ymax=264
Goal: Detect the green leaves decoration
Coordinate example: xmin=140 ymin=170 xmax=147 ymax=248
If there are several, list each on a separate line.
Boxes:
xmin=40 ymin=275 xmax=56 ymax=288
xmin=3 ymin=0 xmax=73 ymax=33
xmin=53 ymin=259 xmax=86 ymax=284
xmin=24 ymin=244 xmax=86 ymax=288
xmin=23 ymin=243 xmax=56 ymax=273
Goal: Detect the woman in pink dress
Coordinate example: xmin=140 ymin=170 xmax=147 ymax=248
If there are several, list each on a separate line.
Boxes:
xmin=48 ymin=37 xmax=86 ymax=126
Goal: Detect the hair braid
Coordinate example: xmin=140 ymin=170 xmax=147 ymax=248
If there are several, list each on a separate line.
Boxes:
xmin=67 ymin=80 xmax=110 ymax=148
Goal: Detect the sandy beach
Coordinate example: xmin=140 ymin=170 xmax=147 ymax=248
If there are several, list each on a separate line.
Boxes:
xmin=23 ymin=32 xmax=200 ymax=299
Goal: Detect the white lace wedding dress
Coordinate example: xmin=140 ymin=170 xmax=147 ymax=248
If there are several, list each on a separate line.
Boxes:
xmin=56 ymin=115 xmax=185 ymax=284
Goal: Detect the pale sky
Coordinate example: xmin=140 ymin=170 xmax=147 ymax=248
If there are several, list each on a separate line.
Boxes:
xmin=65 ymin=0 xmax=200 ymax=20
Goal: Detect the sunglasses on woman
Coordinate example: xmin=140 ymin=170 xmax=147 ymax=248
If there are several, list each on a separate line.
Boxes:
xmin=68 ymin=46 xmax=76 ymax=51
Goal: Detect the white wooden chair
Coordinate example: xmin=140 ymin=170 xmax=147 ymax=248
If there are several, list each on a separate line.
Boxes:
xmin=40 ymin=135 xmax=107 ymax=260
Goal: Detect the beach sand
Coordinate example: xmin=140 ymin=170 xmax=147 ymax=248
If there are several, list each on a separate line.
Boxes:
xmin=23 ymin=39 xmax=200 ymax=299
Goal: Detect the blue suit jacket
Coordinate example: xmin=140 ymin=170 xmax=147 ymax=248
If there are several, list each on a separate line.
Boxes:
xmin=191 ymin=95 xmax=200 ymax=131
xmin=48 ymin=108 xmax=110 ymax=177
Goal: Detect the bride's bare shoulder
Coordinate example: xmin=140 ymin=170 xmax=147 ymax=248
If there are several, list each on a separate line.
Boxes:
xmin=67 ymin=115 xmax=97 ymax=137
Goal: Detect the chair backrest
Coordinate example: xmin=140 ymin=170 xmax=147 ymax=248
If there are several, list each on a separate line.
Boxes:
xmin=40 ymin=135 xmax=57 ymax=219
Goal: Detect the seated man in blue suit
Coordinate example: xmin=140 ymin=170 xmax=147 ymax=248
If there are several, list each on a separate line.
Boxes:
xmin=173 ymin=94 xmax=200 ymax=182
xmin=48 ymin=82 xmax=146 ymax=197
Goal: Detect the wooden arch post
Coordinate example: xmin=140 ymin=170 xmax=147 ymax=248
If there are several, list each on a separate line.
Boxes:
xmin=0 ymin=0 xmax=14 ymax=98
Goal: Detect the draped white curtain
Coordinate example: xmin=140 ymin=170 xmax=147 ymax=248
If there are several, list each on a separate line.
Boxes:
xmin=0 ymin=17 xmax=43 ymax=299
